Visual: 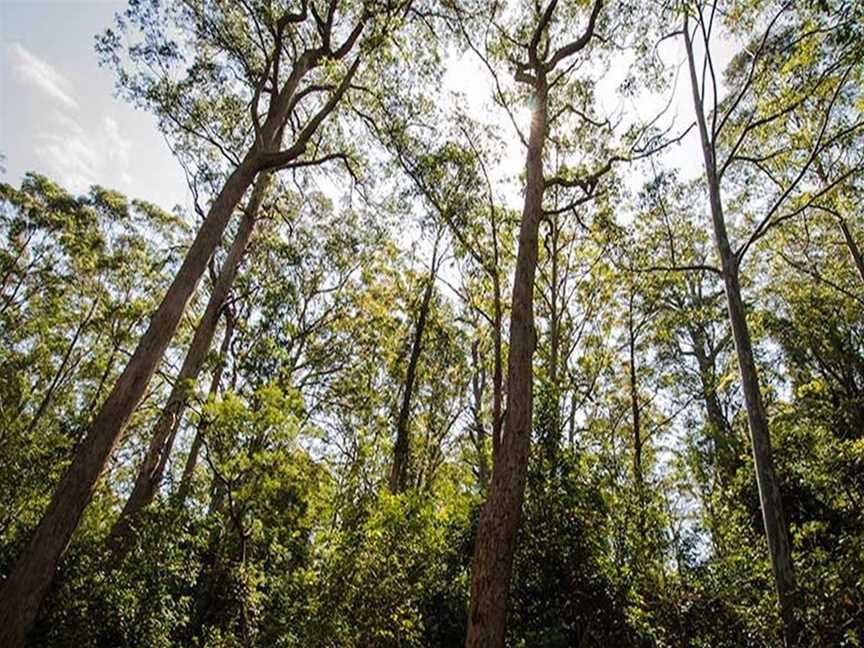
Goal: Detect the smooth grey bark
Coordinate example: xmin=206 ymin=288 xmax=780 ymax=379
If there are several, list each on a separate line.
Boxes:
xmin=684 ymin=19 xmax=799 ymax=646
xmin=107 ymin=173 xmax=269 ymax=557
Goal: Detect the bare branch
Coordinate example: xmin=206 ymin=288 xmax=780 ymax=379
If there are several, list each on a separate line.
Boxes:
xmin=546 ymin=0 xmax=604 ymax=71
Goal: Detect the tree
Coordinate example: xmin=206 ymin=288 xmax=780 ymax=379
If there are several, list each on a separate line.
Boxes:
xmin=107 ymin=172 xmax=271 ymax=557
xmin=0 ymin=0 xmax=404 ymax=642
xmin=389 ymin=230 xmax=444 ymax=493
xmin=462 ymin=1 xmax=607 ymax=644
xmin=0 ymin=175 xmax=186 ymax=553
xmin=6 ymin=1 xmax=864 ymax=645
xmin=680 ymin=1 xmax=863 ymax=642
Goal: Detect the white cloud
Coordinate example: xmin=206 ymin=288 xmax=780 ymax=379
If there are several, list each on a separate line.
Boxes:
xmin=34 ymin=111 xmax=134 ymax=193
xmin=7 ymin=42 xmax=79 ymax=111
xmin=103 ymin=115 xmax=132 ymax=167
xmin=6 ymin=43 xmax=136 ymax=194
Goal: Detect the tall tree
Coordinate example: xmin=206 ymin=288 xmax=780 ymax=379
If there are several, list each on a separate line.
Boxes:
xmin=177 ymin=304 xmax=236 ymax=504
xmin=682 ymin=10 xmax=799 ymax=640
xmin=107 ymin=172 xmax=271 ymax=557
xmin=464 ymin=1 xmax=606 ymax=644
xmin=678 ymin=0 xmax=862 ymax=640
xmin=0 ymin=175 xmax=185 ymax=548
xmin=389 ymin=231 xmax=443 ymax=493
xmin=0 ymin=0 xmax=400 ymax=642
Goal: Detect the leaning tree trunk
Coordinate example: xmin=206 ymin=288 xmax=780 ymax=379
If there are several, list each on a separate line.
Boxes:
xmin=389 ymin=240 xmax=439 ymax=493
xmin=107 ymin=173 xmax=269 ymax=558
xmin=177 ymin=307 xmax=235 ymax=505
xmin=465 ymin=78 xmax=548 ymax=648
xmin=0 ymin=155 xmax=259 ymax=648
xmin=719 ymin=263 xmax=799 ymax=644
xmin=684 ymin=22 xmax=799 ymax=646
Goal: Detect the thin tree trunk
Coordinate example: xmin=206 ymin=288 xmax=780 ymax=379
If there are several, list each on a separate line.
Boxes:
xmin=838 ymin=217 xmax=864 ymax=286
xmin=469 ymin=338 xmax=490 ymax=490
xmin=26 ymin=299 xmax=97 ymax=436
xmin=107 ymin=173 xmax=268 ymax=557
xmin=627 ymin=292 xmax=645 ymax=541
xmin=684 ymin=21 xmax=799 ymax=645
xmin=465 ymin=78 xmax=548 ymax=648
xmin=0 ymin=155 xmax=258 ymax=648
xmin=491 ymin=278 xmax=504 ymax=452
xmin=689 ymin=325 xmax=739 ymax=482
xmin=177 ymin=307 xmax=235 ymax=505
xmin=544 ymin=218 xmax=562 ymax=458
xmin=389 ymin=238 xmax=439 ymax=493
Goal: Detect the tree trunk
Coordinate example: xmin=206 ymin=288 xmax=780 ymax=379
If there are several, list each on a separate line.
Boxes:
xmin=627 ymin=292 xmax=645 ymax=541
xmin=465 ymin=78 xmax=548 ymax=648
xmin=491 ymin=278 xmax=504 ymax=452
xmin=26 ymin=299 xmax=97 ymax=436
xmin=469 ymin=339 xmax=491 ymax=490
xmin=838 ymin=217 xmax=864 ymax=286
xmin=389 ymin=238 xmax=439 ymax=493
xmin=107 ymin=174 xmax=267 ymax=557
xmin=684 ymin=22 xmax=799 ymax=645
xmin=689 ymin=325 xmax=739 ymax=483
xmin=177 ymin=308 xmax=235 ymax=505
xmin=544 ymin=218 xmax=562 ymax=459
xmin=0 ymin=156 xmax=258 ymax=648
xmin=721 ymin=266 xmax=799 ymax=643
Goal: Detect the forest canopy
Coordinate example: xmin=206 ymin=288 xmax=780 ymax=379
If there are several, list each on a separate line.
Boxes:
xmin=1 ymin=0 xmax=863 ymax=646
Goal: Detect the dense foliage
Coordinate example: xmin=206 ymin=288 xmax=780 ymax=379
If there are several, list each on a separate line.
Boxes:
xmin=2 ymin=0 xmax=863 ymax=646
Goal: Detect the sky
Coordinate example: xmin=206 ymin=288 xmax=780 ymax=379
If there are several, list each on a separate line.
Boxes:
xmin=1 ymin=1 xmax=734 ymax=216
xmin=0 ymin=0 xmax=190 ymax=210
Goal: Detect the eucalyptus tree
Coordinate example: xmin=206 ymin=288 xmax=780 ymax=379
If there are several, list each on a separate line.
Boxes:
xmin=176 ymin=305 xmax=236 ymax=504
xmin=681 ymin=0 xmax=863 ymax=642
xmin=389 ymin=229 xmax=444 ymax=493
xmin=449 ymin=0 xmax=684 ymax=640
xmin=755 ymin=206 xmax=864 ymax=643
xmin=637 ymin=172 xmax=740 ymax=484
xmin=393 ymin=127 xmax=513 ymax=493
xmin=349 ymin=61 xmax=514 ymax=487
xmin=0 ymin=0 xmax=412 ymax=642
xmin=408 ymin=299 xmax=471 ymax=493
xmin=533 ymin=188 xmax=614 ymax=460
xmin=763 ymin=209 xmax=864 ymax=442
xmin=228 ymin=191 xmax=404 ymax=499
xmin=0 ymin=175 xmax=185 ymax=549
xmin=736 ymin=1 xmax=864 ymax=289
xmin=107 ymin=173 xmax=272 ymax=557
